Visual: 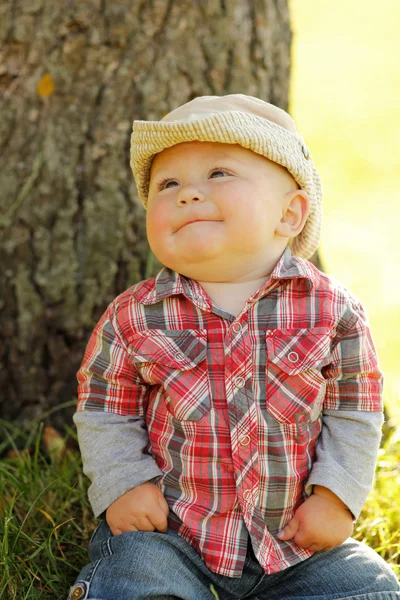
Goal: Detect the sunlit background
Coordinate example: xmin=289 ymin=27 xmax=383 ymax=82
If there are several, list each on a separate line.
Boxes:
xmin=290 ymin=0 xmax=400 ymax=422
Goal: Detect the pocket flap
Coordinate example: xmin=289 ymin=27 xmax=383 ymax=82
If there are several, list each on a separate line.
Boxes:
xmin=266 ymin=327 xmax=333 ymax=375
xmin=128 ymin=329 xmax=207 ymax=370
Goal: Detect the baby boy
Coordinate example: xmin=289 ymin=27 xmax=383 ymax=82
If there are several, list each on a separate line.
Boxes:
xmin=69 ymin=95 xmax=399 ymax=600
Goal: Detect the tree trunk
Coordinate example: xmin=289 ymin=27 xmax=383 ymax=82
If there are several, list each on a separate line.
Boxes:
xmin=0 ymin=0 xmax=292 ymax=428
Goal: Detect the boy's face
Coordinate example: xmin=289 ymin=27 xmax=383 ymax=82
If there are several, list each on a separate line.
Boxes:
xmin=147 ymin=141 xmax=300 ymax=282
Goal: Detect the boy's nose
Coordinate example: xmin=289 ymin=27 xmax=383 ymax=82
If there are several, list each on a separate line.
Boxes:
xmin=176 ymin=185 xmax=205 ymax=206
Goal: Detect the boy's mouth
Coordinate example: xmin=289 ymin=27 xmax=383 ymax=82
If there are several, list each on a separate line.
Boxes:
xmin=175 ymin=218 xmax=222 ymax=232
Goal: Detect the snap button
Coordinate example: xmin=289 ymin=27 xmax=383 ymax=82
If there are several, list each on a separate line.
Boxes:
xmin=243 ymin=489 xmax=252 ymax=501
xmin=70 ymin=584 xmax=87 ymax=600
xmin=288 ymin=351 xmax=299 ymax=363
xmin=175 ymin=352 xmax=185 ymax=361
xmin=239 ymin=434 xmax=251 ymax=446
xmin=302 ymin=144 xmax=311 ymax=160
xmin=232 ymin=322 xmax=242 ymax=333
xmin=234 ymin=376 xmax=245 ymax=388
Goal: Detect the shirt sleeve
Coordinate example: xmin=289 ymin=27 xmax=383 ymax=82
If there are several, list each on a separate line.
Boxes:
xmin=76 ymin=303 xmax=162 ymax=516
xmin=322 ymin=297 xmax=383 ymax=412
xmin=74 ymin=411 xmax=162 ymax=517
xmin=305 ymin=409 xmax=383 ymax=518
xmin=305 ymin=295 xmax=384 ymax=518
xmin=77 ymin=304 xmax=149 ymax=415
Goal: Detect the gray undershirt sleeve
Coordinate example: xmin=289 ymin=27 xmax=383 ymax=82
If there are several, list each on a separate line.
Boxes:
xmin=73 ymin=411 xmax=162 ymax=517
xmin=305 ymin=409 xmax=383 ymax=519
xmin=75 ymin=408 xmax=383 ymax=520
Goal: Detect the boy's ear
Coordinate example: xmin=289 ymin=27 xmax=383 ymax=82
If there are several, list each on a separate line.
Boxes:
xmin=275 ymin=190 xmax=310 ymax=239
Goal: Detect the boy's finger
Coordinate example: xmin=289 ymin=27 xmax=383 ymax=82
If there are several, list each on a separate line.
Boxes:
xmin=152 ymin=518 xmax=168 ymax=533
xmin=150 ymin=510 xmax=168 ymax=533
xmin=292 ymin=526 xmax=327 ymax=550
xmin=133 ymin=516 xmax=156 ymax=532
xmin=122 ymin=524 xmax=139 ymax=534
xmin=277 ymin=518 xmax=299 ymax=541
xmin=158 ymin=495 xmax=170 ymax=516
xmin=307 ymin=543 xmax=326 ymax=553
xmin=109 ymin=523 xmax=139 ymax=535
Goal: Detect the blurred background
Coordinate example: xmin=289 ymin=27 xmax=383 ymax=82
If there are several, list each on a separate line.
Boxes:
xmin=0 ymin=0 xmax=398 ymax=426
xmin=1 ymin=3 xmax=399 ymax=595
xmin=290 ymin=0 xmax=400 ymax=422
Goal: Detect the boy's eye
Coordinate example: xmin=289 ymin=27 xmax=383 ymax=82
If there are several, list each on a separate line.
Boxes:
xmin=158 ymin=178 xmax=178 ymax=191
xmin=210 ymin=168 xmax=230 ymax=178
xmin=157 ymin=168 xmax=231 ymax=191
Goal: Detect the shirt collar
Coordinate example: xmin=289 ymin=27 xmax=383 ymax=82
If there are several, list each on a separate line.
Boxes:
xmin=248 ymin=247 xmax=320 ymax=304
xmin=270 ymin=247 xmax=320 ymax=286
xmin=132 ymin=267 xmax=213 ymax=311
xmin=132 ymin=247 xmax=320 ymax=308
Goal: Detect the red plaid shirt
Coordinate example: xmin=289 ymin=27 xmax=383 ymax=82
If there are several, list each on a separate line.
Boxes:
xmin=77 ymin=249 xmax=382 ymax=576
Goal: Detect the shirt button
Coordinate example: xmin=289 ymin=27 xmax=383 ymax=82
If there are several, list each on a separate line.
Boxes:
xmin=234 ymin=376 xmax=245 ymax=388
xmin=243 ymin=489 xmax=252 ymax=501
xmin=239 ymin=434 xmax=251 ymax=446
xmin=175 ymin=352 xmax=185 ymax=361
xmin=288 ymin=351 xmax=299 ymax=363
xmin=232 ymin=322 xmax=242 ymax=333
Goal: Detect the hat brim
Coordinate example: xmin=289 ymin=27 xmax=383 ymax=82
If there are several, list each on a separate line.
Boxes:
xmin=130 ymin=111 xmax=322 ymax=260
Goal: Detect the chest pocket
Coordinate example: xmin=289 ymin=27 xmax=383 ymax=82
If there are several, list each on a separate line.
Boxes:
xmin=127 ymin=329 xmax=211 ymax=421
xmin=266 ymin=328 xmax=333 ymax=424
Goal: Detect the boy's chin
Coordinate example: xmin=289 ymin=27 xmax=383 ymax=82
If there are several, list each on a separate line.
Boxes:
xmin=158 ymin=244 xmax=226 ymax=274
xmin=165 ymin=261 xmax=221 ymax=281
xmin=162 ymin=259 xmax=244 ymax=283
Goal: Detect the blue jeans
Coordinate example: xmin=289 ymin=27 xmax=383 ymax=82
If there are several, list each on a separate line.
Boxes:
xmin=68 ymin=521 xmax=400 ymax=600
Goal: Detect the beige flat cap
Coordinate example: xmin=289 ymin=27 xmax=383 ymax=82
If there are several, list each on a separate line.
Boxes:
xmin=130 ymin=94 xmax=322 ymax=259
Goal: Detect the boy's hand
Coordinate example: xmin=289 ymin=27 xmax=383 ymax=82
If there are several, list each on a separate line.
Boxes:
xmin=276 ymin=485 xmax=354 ymax=552
xmin=106 ymin=482 xmax=169 ymax=536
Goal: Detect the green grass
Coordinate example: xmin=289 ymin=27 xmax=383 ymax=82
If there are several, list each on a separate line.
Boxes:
xmin=0 ymin=419 xmax=399 ymax=598
xmin=0 ymin=421 xmax=94 ymax=599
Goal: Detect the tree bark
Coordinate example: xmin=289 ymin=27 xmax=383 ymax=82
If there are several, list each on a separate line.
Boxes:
xmin=0 ymin=0 xmax=292 ymax=427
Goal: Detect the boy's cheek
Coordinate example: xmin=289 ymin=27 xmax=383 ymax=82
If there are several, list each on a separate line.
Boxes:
xmin=147 ymin=206 xmax=170 ymax=238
